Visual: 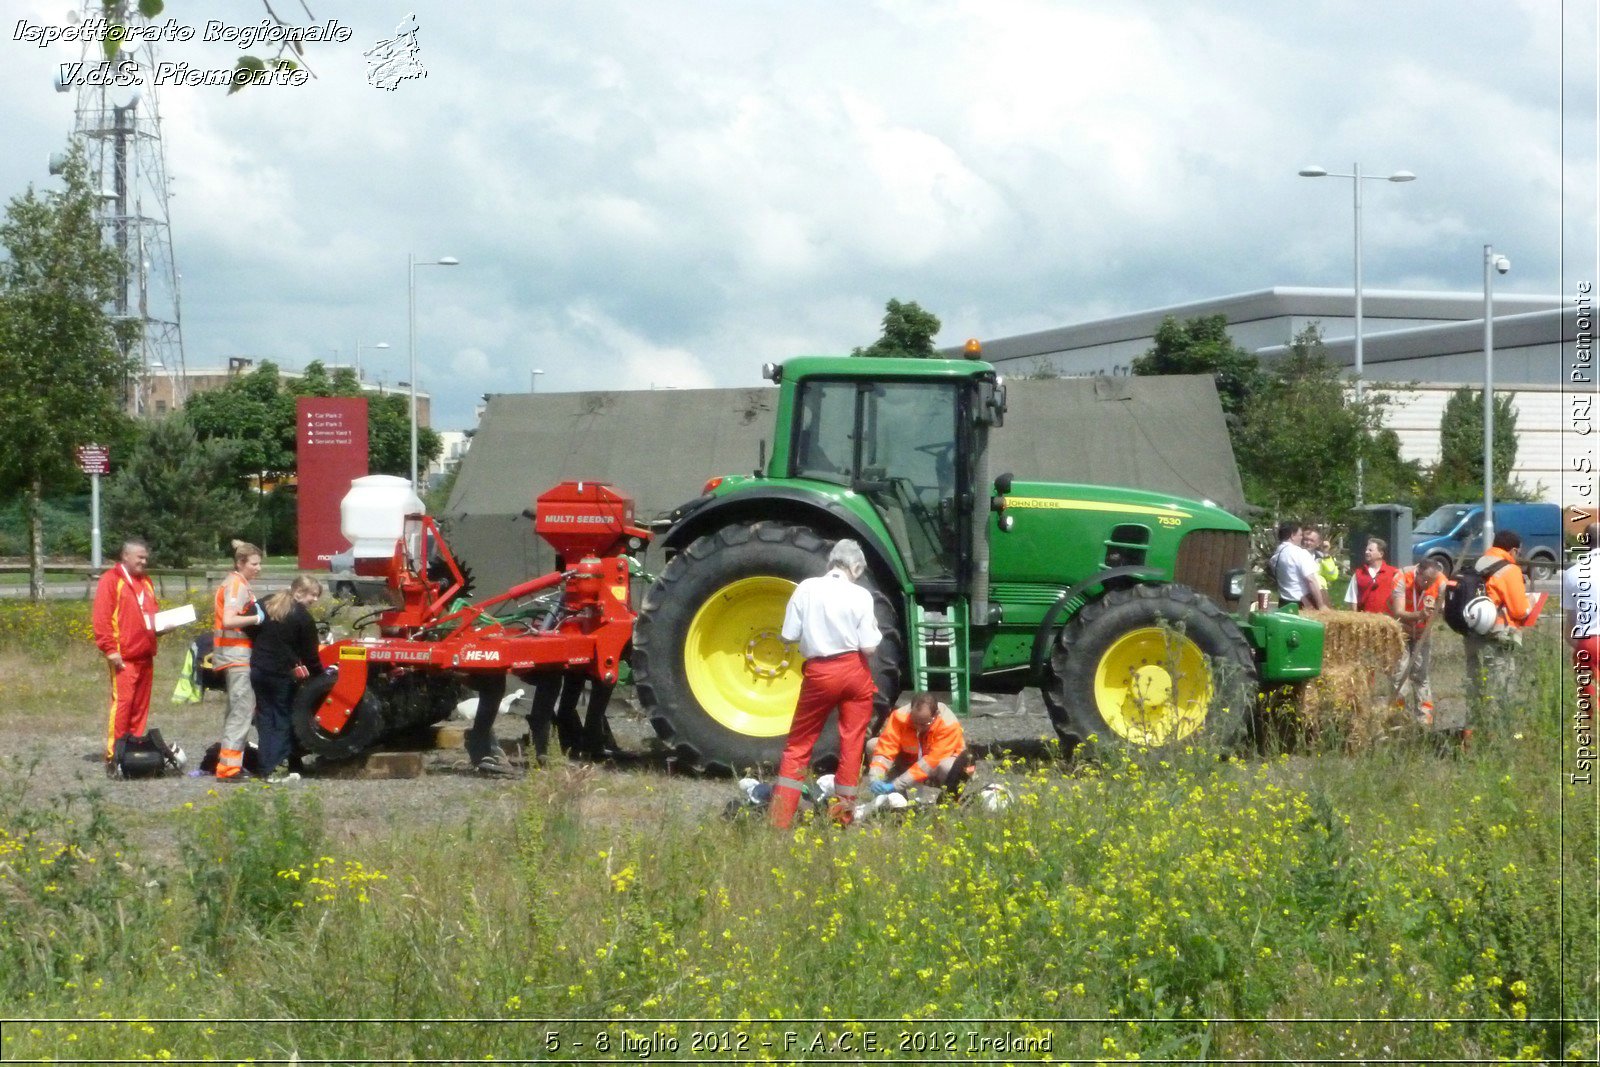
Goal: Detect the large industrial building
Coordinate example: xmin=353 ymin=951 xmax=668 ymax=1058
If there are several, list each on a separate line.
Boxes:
xmin=962 ymin=288 xmax=1583 ymax=502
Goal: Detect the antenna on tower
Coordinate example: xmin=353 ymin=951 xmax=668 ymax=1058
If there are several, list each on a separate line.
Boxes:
xmin=62 ymin=0 xmax=186 ymax=416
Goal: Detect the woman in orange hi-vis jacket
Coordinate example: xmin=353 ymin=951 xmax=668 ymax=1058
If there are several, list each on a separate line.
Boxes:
xmin=866 ymin=692 xmax=976 ymax=803
xmin=212 ymin=540 xmax=263 ymax=779
xmin=92 ymin=539 xmax=161 ymax=771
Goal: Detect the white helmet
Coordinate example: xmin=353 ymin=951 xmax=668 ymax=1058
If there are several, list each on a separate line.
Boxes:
xmin=1461 ymin=596 xmax=1499 ymax=635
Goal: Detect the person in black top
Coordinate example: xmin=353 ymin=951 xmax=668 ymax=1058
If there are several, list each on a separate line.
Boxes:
xmin=250 ymin=576 xmax=325 ymax=781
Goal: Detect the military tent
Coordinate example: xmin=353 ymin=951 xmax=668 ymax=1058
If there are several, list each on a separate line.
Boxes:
xmin=442 ymin=373 xmax=1243 ymax=596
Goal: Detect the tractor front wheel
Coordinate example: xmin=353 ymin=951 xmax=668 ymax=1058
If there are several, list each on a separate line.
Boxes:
xmin=633 ymin=521 xmax=904 ymax=774
xmin=1042 ymin=583 xmax=1256 ymax=755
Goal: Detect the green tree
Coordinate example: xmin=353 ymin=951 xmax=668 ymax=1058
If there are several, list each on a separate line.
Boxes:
xmin=1420 ymin=387 xmax=1529 ymax=510
xmin=104 ymin=415 xmax=250 ymax=567
xmin=1131 ymin=314 xmax=1266 ymax=428
xmin=0 ymin=145 xmax=136 ymax=598
xmin=851 ymin=299 xmax=942 ymax=359
xmin=1233 ymin=325 xmax=1418 ymax=519
xmin=185 ymin=358 xmax=441 ymax=484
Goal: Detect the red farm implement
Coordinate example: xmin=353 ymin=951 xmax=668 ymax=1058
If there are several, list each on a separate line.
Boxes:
xmin=290 ymin=481 xmax=651 ymax=760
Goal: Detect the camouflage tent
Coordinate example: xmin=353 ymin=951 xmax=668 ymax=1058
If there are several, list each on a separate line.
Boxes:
xmin=443 ymin=374 xmax=1244 ymax=595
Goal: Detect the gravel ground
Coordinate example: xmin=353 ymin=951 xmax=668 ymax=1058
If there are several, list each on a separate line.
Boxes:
xmin=0 ymin=666 xmax=1066 ymax=861
xmin=2 ymin=621 xmax=1512 ymax=862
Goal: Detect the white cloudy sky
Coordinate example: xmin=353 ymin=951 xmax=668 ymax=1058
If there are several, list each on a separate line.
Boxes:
xmin=2 ymin=1 xmax=1595 ymax=428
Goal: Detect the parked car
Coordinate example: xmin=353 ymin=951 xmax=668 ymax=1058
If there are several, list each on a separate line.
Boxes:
xmin=1411 ymin=502 xmax=1563 ymax=577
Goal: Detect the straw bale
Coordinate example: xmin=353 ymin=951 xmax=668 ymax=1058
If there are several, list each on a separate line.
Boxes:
xmin=1284 ymin=609 xmax=1407 ymax=749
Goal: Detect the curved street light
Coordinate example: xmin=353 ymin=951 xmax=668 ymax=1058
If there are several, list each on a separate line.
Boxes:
xmin=1298 ymin=163 xmax=1417 ymax=505
xmin=408 ymin=254 xmax=460 ymax=488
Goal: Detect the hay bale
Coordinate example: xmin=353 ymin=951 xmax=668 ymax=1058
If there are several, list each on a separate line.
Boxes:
xmin=1290 ymin=609 xmax=1406 ymax=748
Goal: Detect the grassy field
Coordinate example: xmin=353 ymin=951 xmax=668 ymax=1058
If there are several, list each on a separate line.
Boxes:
xmin=0 ymin=600 xmax=1595 ymax=1062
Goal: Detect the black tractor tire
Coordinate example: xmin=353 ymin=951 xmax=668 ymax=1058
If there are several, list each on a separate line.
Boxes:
xmin=292 ymin=670 xmax=385 ymax=762
xmin=633 ymin=521 xmax=904 ymax=775
xmin=1041 ymin=583 xmax=1257 ymax=756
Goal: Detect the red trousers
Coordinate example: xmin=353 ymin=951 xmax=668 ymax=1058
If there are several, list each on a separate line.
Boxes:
xmin=1574 ymin=635 xmax=1599 ymax=716
xmin=104 ymin=657 xmax=154 ymax=760
xmin=771 ymin=652 xmax=876 ymax=829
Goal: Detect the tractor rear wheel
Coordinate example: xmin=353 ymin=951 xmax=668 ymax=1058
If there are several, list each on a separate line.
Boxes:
xmin=633 ymin=521 xmax=904 ymax=774
xmin=1042 ymin=583 xmax=1256 ymax=755
xmin=292 ymin=671 xmax=385 ymax=761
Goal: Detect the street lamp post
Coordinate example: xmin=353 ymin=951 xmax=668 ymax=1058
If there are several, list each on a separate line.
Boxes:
xmin=355 ymin=339 xmax=390 ymax=383
xmin=531 ymin=368 xmax=545 ymax=392
xmin=1482 ymin=246 xmax=1511 ymax=547
xmin=1298 ymin=163 xmax=1416 ymax=505
xmin=407 ymin=254 xmax=460 ymax=488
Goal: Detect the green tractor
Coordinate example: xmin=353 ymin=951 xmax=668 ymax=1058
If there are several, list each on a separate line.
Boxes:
xmin=633 ymin=351 xmax=1323 ymax=772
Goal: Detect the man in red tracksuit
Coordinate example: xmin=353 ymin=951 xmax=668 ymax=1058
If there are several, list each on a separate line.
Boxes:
xmin=770 ymin=539 xmax=882 ymax=829
xmin=92 ymin=539 xmax=162 ymax=772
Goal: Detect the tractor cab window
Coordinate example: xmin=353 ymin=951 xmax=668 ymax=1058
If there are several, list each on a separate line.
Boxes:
xmin=858 ymin=382 xmax=962 ymax=584
xmin=793 ymin=381 xmax=856 ymax=485
xmin=790 ymin=378 xmax=965 ymax=585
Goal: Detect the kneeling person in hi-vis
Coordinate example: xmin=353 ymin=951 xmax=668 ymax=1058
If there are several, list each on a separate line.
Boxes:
xmin=770 ymin=539 xmax=881 ymax=829
xmin=867 ymin=692 xmax=976 ymax=804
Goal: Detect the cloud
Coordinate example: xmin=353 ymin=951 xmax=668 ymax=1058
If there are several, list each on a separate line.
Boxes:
xmin=0 ymin=0 xmax=1588 ymax=429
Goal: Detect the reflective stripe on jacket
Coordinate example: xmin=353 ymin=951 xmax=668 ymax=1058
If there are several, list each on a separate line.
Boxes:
xmin=869 ymin=703 xmax=965 ymax=785
xmin=213 ymin=573 xmax=254 ymax=650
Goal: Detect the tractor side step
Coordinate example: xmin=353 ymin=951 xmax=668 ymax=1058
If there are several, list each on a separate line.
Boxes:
xmin=907 ymin=599 xmax=972 ymax=715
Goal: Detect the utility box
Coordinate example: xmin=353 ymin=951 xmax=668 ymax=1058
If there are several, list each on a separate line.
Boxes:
xmin=1347 ymin=504 xmax=1413 ymax=568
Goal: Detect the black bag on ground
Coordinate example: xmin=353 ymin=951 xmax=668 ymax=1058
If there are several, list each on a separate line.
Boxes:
xmin=112 ymin=729 xmax=184 ymax=779
xmin=1441 ymin=557 xmax=1508 ymax=636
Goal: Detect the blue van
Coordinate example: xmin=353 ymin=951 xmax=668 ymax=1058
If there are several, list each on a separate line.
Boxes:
xmin=1410 ymin=502 xmax=1563 ymax=576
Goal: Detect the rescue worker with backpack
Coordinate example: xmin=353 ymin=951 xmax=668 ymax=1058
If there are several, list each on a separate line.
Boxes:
xmin=1446 ymin=530 xmax=1536 ymax=723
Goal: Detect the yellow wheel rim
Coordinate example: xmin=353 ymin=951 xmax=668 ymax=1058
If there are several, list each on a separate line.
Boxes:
xmin=1092 ymin=626 xmax=1212 ymax=746
xmin=685 ymin=576 xmax=801 ymax=737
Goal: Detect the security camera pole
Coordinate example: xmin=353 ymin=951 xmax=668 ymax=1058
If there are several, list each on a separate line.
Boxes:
xmin=1482 ymin=245 xmax=1510 ymax=546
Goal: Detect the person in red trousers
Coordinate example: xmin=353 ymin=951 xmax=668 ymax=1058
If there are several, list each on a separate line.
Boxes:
xmin=92 ymin=539 xmax=162 ymax=774
xmin=770 ymin=539 xmax=881 ymax=829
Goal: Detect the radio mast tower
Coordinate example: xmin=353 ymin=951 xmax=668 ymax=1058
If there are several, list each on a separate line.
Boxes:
xmin=55 ymin=0 xmax=186 ymax=415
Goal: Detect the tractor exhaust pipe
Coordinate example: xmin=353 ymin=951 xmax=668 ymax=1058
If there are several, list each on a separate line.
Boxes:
xmin=970 ymin=426 xmax=991 ymax=626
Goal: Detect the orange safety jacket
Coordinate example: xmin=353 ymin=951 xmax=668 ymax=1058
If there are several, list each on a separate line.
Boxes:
xmin=1391 ymin=567 xmax=1444 ymax=638
xmin=213 ymin=572 xmax=255 ymax=652
xmin=1482 ymin=545 xmax=1533 ymax=628
xmin=869 ymin=703 xmax=966 ymax=785
xmin=92 ymin=564 xmax=158 ymax=661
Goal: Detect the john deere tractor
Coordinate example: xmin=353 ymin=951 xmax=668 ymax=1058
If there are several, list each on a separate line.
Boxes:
xmin=633 ymin=350 xmax=1323 ymax=772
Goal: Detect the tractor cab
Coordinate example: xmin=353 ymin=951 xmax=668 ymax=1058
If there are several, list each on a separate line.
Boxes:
xmin=763 ymin=352 xmax=1005 ymax=605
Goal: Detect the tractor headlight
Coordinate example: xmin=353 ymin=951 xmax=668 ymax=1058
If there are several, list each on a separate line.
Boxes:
xmin=1225 ymin=569 xmax=1246 ymax=600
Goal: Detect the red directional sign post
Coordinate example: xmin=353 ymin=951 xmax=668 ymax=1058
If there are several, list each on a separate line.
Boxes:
xmin=76 ymin=444 xmax=110 ymax=567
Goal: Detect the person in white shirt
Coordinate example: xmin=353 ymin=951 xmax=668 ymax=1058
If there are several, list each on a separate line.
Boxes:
xmin=1269 ymin=521 xmax=1329 ymax=610
xmin=1562 ymin=521 xmax=1598 ymax=722
xmin=770 ymin=539 xmax=882 ymax=828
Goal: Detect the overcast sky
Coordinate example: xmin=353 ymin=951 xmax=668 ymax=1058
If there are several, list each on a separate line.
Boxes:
xmin=2 ymin=1 xmax=1595 ymax=429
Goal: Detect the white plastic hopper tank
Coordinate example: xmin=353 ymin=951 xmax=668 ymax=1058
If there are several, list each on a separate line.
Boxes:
xmin=341 ymin=475 xmax=425 ymax=560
